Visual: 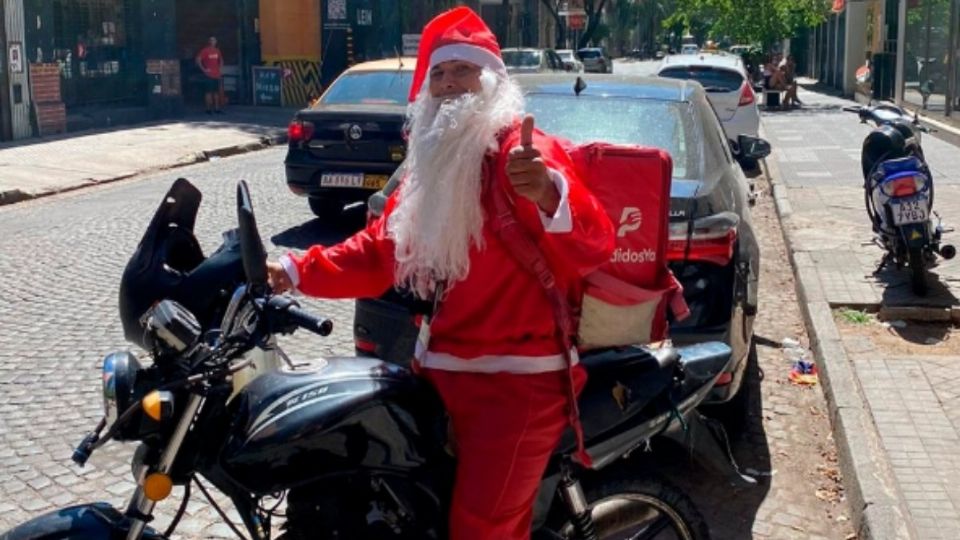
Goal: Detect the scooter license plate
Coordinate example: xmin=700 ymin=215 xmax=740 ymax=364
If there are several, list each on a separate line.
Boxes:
xmin=891 ymin=197 xmax=928 ymax=225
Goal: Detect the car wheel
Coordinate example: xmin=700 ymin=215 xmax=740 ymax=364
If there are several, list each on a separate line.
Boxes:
xmin=308 ymin=198 xmax=342 ymax=222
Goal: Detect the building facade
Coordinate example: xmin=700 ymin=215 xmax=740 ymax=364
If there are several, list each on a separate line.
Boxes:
xmin=799 ymin=0 xmax=958 ymax=120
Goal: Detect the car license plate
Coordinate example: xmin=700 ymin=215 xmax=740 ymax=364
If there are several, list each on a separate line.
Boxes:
xmin=320 ymin=173 xmax=388 ymax=190
xmin=320 ymin=172 xmax=363 ymax=188
xmin=891 ymin=197 xmax=928 ymax=225
xmin=363 ymin=174 xmax=389 ymax=190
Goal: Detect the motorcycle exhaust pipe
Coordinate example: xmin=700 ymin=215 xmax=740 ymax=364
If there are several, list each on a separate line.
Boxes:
xmin=939 ymin=244 xmax=956 ymax=260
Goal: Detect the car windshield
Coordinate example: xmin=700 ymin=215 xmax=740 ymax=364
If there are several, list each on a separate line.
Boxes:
xmin=319 ymin=70 xmax=413 ymax=106
xmin=525 ymin=94 xmax=699 ymax=179
xmin=503 ymin=50 xmax=542 ymax=67
xmin=578 ymin=49 xmax=601 ymax=59
xmin=659 ymin=66 xmax=744 ymax=93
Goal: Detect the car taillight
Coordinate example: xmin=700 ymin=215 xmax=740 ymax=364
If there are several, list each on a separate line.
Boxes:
xmin=880 ymin=174 xmax=926 ymax=197
xmin=738 ymin=82 xmax=755 ymax=106
xmin=667 ymin=211 xmax=740 ymax=266
xmin=287 ymin=120 xmax=314 ymax=144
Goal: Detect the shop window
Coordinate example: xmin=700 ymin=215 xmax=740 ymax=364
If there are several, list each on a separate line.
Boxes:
xmin=903 ymin=0 xmax=955 ymax=111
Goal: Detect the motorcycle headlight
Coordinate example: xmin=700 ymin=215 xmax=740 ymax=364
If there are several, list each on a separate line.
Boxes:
xmin=102 ymin=351 xmax=142 ymax=426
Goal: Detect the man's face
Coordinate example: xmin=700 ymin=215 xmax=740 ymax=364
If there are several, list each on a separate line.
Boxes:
xmin=428 ymin=60 xmax=483 ymax=99
xmin=209 ymin=38 xmax=217 ymax=47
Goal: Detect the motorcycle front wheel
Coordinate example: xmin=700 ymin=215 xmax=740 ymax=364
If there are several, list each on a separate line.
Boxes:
xmin=908 ymin=248 xmax=928 ymax=296
xmin=555 ymin=476 xmax=710 ymax=540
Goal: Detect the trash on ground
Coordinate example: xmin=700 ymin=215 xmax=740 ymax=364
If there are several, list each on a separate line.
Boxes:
xmin=781 ymin=337 xmax=801 ymax=348
xmin=789 ymin=359 xmax=819 ymax=385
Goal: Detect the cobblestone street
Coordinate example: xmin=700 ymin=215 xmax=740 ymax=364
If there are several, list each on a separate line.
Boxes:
xmin=0 ymin=142 xmax=854 ymax=538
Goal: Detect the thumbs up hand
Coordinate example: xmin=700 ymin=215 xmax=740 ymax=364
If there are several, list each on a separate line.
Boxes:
xmin=506 ymin=114 xmax=559 ymax=214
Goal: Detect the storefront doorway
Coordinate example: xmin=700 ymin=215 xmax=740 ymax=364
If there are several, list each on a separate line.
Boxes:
xmin=175 ymin=0 xmax=258 ymax=106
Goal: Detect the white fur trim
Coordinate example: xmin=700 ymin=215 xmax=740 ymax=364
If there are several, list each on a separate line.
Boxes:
xmin=430 ymin=43 xmax=506 ymax=75
xmin=539 ymin=168 xmax=572 ymax=233
xmin=420 ymin=349 xmax=578 ymax=374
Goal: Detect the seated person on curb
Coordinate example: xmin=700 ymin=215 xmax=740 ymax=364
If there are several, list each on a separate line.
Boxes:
xmin=266 ymin=7 xmax=615 ymax=540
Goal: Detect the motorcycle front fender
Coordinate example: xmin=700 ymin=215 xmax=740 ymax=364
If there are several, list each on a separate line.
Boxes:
xmin=0 ymin=503 xmax=164 ymax=540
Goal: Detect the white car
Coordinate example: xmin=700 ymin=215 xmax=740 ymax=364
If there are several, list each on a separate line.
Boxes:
xmin=680 ymin=44 xmax=699 ymax=55
xmin=556 ymin=49 xmax=584 ymax=72
xmin=656 ymin=52 xmax=761 ymax=159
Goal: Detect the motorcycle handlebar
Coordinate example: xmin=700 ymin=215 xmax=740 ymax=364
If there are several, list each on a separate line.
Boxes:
xmin=285 ymin=304 xmax=334 ymax=336
xmin=260 ymin=295 xmax=334 ymax=337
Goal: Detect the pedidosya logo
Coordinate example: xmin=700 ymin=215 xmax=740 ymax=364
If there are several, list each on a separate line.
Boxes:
xmin=617 ymin=207 xmax=642 ymax=237
xmin=613 ymin=207 xmax=656 ymax=263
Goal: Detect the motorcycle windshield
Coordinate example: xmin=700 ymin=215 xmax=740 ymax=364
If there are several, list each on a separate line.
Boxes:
xmin=118 ymin=178 xmax=212 ymax=348
xmin=126 ymin=178 xmax=204 ymax=276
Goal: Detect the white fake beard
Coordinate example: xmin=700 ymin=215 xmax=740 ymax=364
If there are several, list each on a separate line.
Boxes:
xmin=388 ymin=69 xmax=524 ymax=299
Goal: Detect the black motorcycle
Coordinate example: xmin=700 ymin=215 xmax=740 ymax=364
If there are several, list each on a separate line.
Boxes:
xmin=1 ymin=179 xmax=753 ymax=540
xmin=844 ymin=103 xmax=955 ymax=295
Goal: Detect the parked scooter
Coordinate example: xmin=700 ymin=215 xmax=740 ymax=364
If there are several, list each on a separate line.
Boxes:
xmin=843 ymin=103 xmax=955 ymax=295
xmin=1 ymin=179 xmax=753 ymax=540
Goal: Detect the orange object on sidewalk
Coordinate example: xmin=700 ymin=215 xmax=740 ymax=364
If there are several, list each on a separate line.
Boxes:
xmin=789 ymin=359 xmax=819 ymax=385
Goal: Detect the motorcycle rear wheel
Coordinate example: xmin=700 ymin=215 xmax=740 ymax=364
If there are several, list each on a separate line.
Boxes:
xmin=908 ymin=248 xmax=928 ymax=296
xmin=555 ymin=475 xmax=710 ymax=540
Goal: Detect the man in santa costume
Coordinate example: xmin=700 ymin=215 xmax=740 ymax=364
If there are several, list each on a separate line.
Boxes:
xmin=267 ymin=7 xmax=614 ymax=539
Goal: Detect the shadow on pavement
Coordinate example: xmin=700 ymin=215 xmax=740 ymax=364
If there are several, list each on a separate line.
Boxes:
xmin=656 ymin=344 xmax=772 ymax=539
xmin=271 ymin=207 xmax=367 ymax=250
xmin=875 ymin=262 xmax=959 ymax=309
xmin=885 ymin=321 xmax=953 ymax=345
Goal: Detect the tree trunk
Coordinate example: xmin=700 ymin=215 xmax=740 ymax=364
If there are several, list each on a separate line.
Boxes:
xmin=539 ymin=0 xmax=566 ymax=49
xmin=578 ymin=0 xmax=609 ymax=49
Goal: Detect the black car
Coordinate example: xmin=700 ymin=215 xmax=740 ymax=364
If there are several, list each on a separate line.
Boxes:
xmin=355 ymin=74 xmax=769 ymax=423
xmin=284 ymin=58 xmax=414 ymax=222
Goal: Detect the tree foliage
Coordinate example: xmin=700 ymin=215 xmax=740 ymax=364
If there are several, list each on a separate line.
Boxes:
xmin=663 ymin=0 xmax=830 ymax=49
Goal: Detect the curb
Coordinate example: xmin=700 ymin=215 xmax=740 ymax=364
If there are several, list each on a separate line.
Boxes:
xmin=763 ymin=154 xmax=919 ymax=540
xmin=0 ymin=133 xmax=286 ymax=208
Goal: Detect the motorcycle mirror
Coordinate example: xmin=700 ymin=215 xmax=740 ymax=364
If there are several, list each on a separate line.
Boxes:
xmin=236 ymin=181 xmax=269 ymax=291
xmin=737 ymin=135 xmax=772 ymax=160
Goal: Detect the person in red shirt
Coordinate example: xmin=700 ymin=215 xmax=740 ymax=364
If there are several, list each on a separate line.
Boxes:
xmin=267 ymin=7 xmax=614 ymax=539
xmin=195 ymin=36 xmax=224 ymax=114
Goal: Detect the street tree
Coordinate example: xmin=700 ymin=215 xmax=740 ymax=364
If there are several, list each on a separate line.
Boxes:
xmin=664 ymin=0 xmax=829 ymax=50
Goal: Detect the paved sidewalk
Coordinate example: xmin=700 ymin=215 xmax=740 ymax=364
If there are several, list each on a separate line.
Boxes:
xmin=766 ymin=85 xmax=960 ymax=539
xmin=0 ymin=106 xmax=295 ymax=206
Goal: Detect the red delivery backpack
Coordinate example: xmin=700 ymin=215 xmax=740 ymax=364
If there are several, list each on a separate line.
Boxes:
xmin=491 ymin=141 xmax=689 ymax=351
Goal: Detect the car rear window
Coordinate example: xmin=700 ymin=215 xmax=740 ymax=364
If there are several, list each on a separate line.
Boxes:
xmin=658 ymin=66 xmax=744 ymax=93
xmin=503 ymin=50 xmax=542 ymax=68
xmin=525 ymin=94 xmax=699 ymax=179
xmin=578 ymin=49 xmax=601 ymax=59
xmin=319 ymin=70 xmax=413 ymax=106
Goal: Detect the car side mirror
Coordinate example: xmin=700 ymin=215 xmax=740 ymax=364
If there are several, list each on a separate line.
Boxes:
xmin=736 ymin=135 xmax=772 ymax=160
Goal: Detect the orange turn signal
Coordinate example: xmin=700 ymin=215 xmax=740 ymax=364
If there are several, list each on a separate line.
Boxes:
xmin=141 ymin=391 xmax=173 ymax=421
xmin=143 ymin=473 xmax=173 ymax=502
xmin=142 ymin=391 xmax=162 ymax=421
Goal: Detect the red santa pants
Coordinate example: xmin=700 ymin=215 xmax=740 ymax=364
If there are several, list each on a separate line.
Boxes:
xmin=422 ymin=365 xmax=587 ymax=540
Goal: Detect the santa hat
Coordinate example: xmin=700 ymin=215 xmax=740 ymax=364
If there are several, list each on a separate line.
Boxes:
xmin=408 ymin=7 xmax=507 ymax=102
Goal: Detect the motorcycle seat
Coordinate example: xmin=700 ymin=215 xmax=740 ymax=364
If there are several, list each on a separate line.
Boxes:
xmin=572 ymin=346 xmax=678 ymax=444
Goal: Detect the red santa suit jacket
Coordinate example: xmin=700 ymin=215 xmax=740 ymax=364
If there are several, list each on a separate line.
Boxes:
xmin=283 ymin=124 xmax=615 ymax=372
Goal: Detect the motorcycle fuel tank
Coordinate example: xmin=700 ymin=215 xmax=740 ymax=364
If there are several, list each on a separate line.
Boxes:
xmin=220 ymin=357 xmax=446 ymax=494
